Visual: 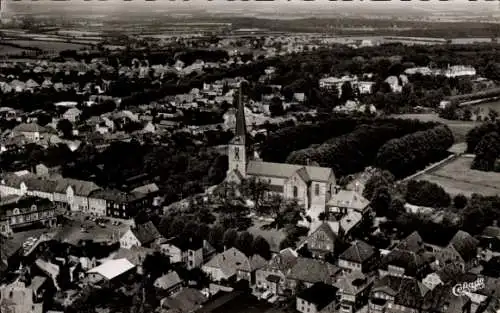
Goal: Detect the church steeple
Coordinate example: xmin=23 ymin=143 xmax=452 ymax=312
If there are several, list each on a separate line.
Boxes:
xmin=227 ymin=83 xmax=247 ymax=178
xmin=234 ymin=84 xmax=246 ymax=144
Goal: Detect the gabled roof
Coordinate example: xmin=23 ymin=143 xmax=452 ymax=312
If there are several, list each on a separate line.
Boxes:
xmin=154 ymin=271 xmax=183 ymax=290
xmin=13 ymin=123 xmax=46 ymax=133
xmin=87 ymin=258 xmax=135 ymax=280
xmin=131 ymin=183 xmax=159 ymax=194
xmin=287 ymin=257 xmax=340 ymax=284
xmin=306 ymin=221 xmax=339 ymax=242
xmin=448 ymin=230 xmax=478 ymax=263
xmin=381 ymin=249 xmax=430 ymax=277
xmin=247 ymin=160 xmax=333 ymax=183
xmin=131 ymin=222 xmax=162 ymax=245
xmin=204 ymin=247 xmax=263 ymax=276
xmin=297 ymin=283 xmax=338 ymax=310
xmin=162 ymin=288 xmax=207 ymax=313
xmin=339 ymin=240 xmax=375 ymax=263
xmin=335 ymin=272 xmax=372 ymax=295
xmin=165 ymin=236 xmax=204 ymax=251
xmin=327 ymin=190 xmax=369 ymax=211
xmin=395 ymin=231 xmax=425 ymax=253
xmin=482 ymin=226 xmax=500 ymax=239
xmin=263 ymin=248 xmax=298 ymax=273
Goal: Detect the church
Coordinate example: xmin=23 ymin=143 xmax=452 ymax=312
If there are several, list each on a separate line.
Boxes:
xmin=226 ymin=90 xmax=337 ymax=220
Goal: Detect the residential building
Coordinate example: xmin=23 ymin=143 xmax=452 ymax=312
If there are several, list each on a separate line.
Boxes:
xmin=225 ymin=90 xmax=337 ymax=220
xmin=327 ymin=189 xmax=370 ymax=217
xmin=296 ymin=283 xmax=338 ymax=313
xmin=202 ymin=247 xmax=267 ymax=284
xmin=120 ymin=222 xmax=163 ymax=249
xmin=62 ymin=108 xmax=82 ymax=123
xmin=0 ymin=280 xmax=43 ymax=313
xmin=286 ymin=257 xmax=341 ymax=292
xmin=435 ymin=230 xmax=479 ymax=272
xmin=159 ymin=237 xmax=204 ymax=270
xmin=335 ymin=272 xmax=373 ymax=313
xmin=11 ymin=123 xmax=47 ymax=143
xmin=0 ymin=196 xmax=57 ymax=236
xmin=90 ymin=189 xmax=149 ymax=219
xmin=154 ymin=271 xmax=183 ymax=296
xmin=256 ymin=248 xmax=298 ymax=294
xmin=443 ymin=65 xmax=476 ymax=78
xmin=160 ymin=288 xmax=208 ymax=313
xmin=299 ymin=222 xmax=339 ymax=259
xmin=338 ymin=240 xmax=377 ymax=274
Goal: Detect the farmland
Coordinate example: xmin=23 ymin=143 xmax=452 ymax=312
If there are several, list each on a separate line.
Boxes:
xmin=2 ymin=40 xmax=91 ymax=52
xmin=412 ymin=155 xmax=500 ymax=197
xmin=0 ymin=44 xmax=33 ymax=56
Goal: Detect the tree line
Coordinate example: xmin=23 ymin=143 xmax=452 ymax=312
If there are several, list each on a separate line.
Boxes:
xmin=375 ymin=125 xmax=454 ymax=178
xmin=466 ymin=120 xmax=500 ymax=172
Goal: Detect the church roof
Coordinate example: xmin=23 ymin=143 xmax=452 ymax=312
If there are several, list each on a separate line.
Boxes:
xmin=247 ymin=161 xmax=333 ymax=182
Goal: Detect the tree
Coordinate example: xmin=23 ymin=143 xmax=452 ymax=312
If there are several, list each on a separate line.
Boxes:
xmin=488 ymin=109 xmax=499 ymax=122
xmin=57 ymin=119 xmax=73 ymax=138
xmin=269 ymin=97 xmax=284 ymax=117
xmin=37 ymin=113 xmax=52 ymax=126
xmin=208 ymin=225 xmax=225 ymax=251
xmin=223 ymin=228 xmax=238 ymax=249
xmin=405 ymin=180 xmax=451 ymax=208
xmin=252 ymin=236 xmax=271 ymax=260
xmin=472 ymin=132 xmax=500 ymax=172
xmin=56 ymin=263 xmax=72 ymax=291
xmin=143 ymin=252 xmax=170 ymax=278
xmin=371 ymin=187 xmax=392 ymax=217
xmin=363 ymin=169 xmax=395 ymax=200
xmin=453 ymin=194 xmax=468 ymax=210
xmin=340 ymin=81 xmax=354 ymax=102
xmin=236 ymin=231 xmax=254 ymax=256
xmin=387 ymin=198 xmax=406 ymax=220
xmin=241 ymin=177 xmax=269 ymax=212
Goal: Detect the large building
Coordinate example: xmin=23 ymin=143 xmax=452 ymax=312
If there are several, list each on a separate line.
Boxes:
xmin=226 ymin=89 xmax=336 ymax=220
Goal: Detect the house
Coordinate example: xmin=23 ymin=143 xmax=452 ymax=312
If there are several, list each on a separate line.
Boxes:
xmin=154 ymin=271 xmax=183 ymax=296
xmin=480 ymin=226 xmax=500 ymax=252
xmin=62 ymin=108 xmax=82 ymax=123
xmin=256 ymin=248 xmax=298 ymax=295
xmin=286 ymin=257 xmax=341 ymax=292
xmin=435 ymin=230 xmax=479 ymax=272
xmin=296 ymin=283 xmax=338 ymax=313
xmin=202 ymin=247 xmax=267 ymax=284
xmin=225 ymin=91 xmax=337 ymax=220
xmin=384 ymin=75 xmax=406 ymax=93
xmin=378 ymin=232 xmax=432 ymax=279
xmin=335 ymin=272 xmax=373 ymax=313
xmin=90 ymin=189 xmax=149 ymax=219
xmin=0 ymin=280 xmax=43 ymax=313
xmin=120 ymin=222 xmax=163 ymax=249
xmin=159 ymin=236 xmax=204 ymax=270
xmin=327 ymin=189 xmax=370 ymax=216
xmin=421 ymin=264 xmax=474 ymax=291
xmin=0 ymin=196 xmax=57 ymax=236
xmin=160 ymin=288 xmax=207 ymax=313
xmin=12 ymin=123 xmax=47 ymax=142
xmin=299 ymin=222 xmax=339 ymax=259
xmin=338 ymin=240 xmax=377 ymax=274
xmin=87 ymin=258 xmax=135 ymax=284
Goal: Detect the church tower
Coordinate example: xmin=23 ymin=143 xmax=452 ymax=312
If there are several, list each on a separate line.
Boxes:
xmin=227 ymin=85 xmax=247 ymax=178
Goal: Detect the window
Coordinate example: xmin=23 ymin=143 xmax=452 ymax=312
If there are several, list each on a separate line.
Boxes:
xmin=293 ymin=186 xmax=298 ymax=198
xmin=234 ymin=147 xmax=240 ymax=161
xmin=315 ymin=184 xmax=320 ymax=196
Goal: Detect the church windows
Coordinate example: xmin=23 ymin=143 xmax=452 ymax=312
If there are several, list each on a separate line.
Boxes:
xmin=293 ymin=186 xmax=298 ymax=198
xmin=234 ymin=147 xmax=240 ymax=161
xmin=315 ymin=184 xmax=320 ymax=196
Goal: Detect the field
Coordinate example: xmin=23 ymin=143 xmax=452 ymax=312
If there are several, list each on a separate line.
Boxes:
xmin=3 ymin=40 xmax=90 ymax=52
xmin=0 ymin=45 xmax=32 ymax=56
xmin=392 ymin=113 xmax=479 ymax=143
xmin=412 ymin=155 xmax=500 ymax=197
xmin=477 ymin=99 xmax=500 ymax=114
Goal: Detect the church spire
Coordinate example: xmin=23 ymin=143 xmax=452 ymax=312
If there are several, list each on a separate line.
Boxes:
xmin=234 ymin=83 xmax=246 ymax=143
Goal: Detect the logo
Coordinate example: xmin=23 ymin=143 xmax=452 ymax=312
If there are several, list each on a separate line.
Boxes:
xmin=452 ymin=278 xmax=485 ymax=296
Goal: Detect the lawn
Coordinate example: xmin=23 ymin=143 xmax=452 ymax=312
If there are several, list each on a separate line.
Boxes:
xmin=477 ymin=99 xmax=500 ymax=114
xmin=247 ymin=218 xmax=287 ymax=253
xmin=412 ymin=155 xmax=500 ymax=197
xmin=391 ymin=113 xmax=480 ymax=143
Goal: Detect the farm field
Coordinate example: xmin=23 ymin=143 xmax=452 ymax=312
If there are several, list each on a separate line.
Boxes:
xmin=0 ymin=45 xmax=32 ymax=56
xmin=3 ymin=40 xmax=90 ymax=52
xmin=477 ymin=99 xmax=500 ymax=113
xmin=392 ymin=113 xmax=480 ymax=143
xmin=412 ymin=155 xmax=500 ymax=197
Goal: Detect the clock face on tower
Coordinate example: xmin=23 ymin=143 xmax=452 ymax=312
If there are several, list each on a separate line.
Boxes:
xmin=234 ymin=147 xmax=240 ymax=161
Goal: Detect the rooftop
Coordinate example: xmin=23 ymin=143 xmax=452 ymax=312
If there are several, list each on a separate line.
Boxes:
xmin=87 ymin=258 xmax=135 ymax=280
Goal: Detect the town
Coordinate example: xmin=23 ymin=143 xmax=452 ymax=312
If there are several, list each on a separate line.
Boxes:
xmin=1 ymin=5 xmax=500 ymax=313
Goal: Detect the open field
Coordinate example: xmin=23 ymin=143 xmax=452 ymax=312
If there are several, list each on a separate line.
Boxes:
xmin=248 ymin=218 xmax=286 ymax=253
xmin=477 ymin=99 xmax=500 ymax=114
xmin=412 ymin=155 xmax=500 ymax=197
xmin=3 ymin=40 xmax=90 ymax=52
xmin=0 ymin=45 xmax=32 ymax=56
xmin=392 ymin=113 xmax=479 ymax=143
